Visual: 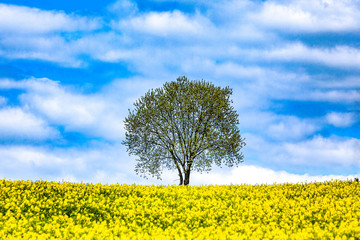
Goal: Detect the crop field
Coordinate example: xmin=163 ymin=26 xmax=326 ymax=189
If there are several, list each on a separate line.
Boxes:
xmin=0 ymin=179 xmax=359 ymax=239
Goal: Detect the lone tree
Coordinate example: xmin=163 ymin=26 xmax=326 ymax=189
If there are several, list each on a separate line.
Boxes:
xmin=122 ymin=76 xmax=245 ymax=185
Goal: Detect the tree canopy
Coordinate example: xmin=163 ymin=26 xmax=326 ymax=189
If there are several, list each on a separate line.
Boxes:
xmin=122 ymin=76 xmax=246 ymax=185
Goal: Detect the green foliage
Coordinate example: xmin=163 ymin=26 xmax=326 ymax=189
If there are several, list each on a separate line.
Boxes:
xmin=122 ymin=76 xmax=245 ymax=185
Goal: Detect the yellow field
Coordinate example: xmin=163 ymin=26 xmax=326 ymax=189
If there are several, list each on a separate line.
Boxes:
xmin=0 ymin=179 xmax=359 ymax=239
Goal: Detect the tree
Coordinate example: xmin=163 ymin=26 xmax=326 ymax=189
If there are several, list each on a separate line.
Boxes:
xmin=122 ymin=76 xmax=246 ymax=185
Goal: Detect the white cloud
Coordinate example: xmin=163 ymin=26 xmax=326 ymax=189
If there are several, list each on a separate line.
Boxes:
xmin=190 ymin=165 xmax=357 ymax=185
xmin=263 ymin=43 xmax=360 ymax=69
xmin=95 ymin=46 xmax=184 ymax=77
xmin=326 ymin=112 xmax=357 ymax=127
xmin=0 ymin=107 xmax=58 ymax=140
xmin=281 ymin=136 xmax=360 ymax=167
xmin=0 ymin=78 xmax=127 ymax=140
xmin=0 ymin=31 xmax=139 ymax=67
xmin=243 ymin=134 xmax=360 ymax=171
xmin=0 ymin=35 xmax=84 ymax=67
xmin=117 ymin=10 xmax=210 ymax=37
xmin=181 ymin=59 xmax=267 ymax=80
xmin=0 ymin=4 xmax=100 ymax=34
xmin=250 ymin=0 xmax=360 ymax=33
xmin=0 ymin=143 xmax=139 ymax=184
xmin=239 ymin=112 xmax=320 ymax=141
xmin=267 ymin=116 xmax=320 ymax=141
xmin=108 ymin=0 xmax=138 ymax=16
xmin=0 ymin=4 xmax=103 ymax=67
xmin=101 ymin=77 xmax=165 ymax=101
xmin=0 ymin=145 xmax=65 ymax=167
xmin=0 ymin=77 xmax=55 ymax=90
xmin=96 ymin=48 xmax=147 ymax=63
xmin=314 ymin=76 xmax=360 ymax=89
xmin=17 ymin=79 xmax=125 ymax=141
xmin=299 ymin=90 xmax=360 ymax=103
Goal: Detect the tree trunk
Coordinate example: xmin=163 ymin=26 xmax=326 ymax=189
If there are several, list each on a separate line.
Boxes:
xmin=184 ymin=170 xmax=190 ymax=185
xmin=179 ymin=172 xmax=184 ymax=185
xmin=173 ymin=157 xmax=184 ymax=185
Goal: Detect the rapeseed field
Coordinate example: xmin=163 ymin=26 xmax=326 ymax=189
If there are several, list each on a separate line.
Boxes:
xmin=0 ymin=179 xmax=359 ymax=239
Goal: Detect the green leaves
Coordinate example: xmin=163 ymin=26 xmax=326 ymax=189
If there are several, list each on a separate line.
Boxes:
xmin=122 ymin=76 xmax=246 ymax=185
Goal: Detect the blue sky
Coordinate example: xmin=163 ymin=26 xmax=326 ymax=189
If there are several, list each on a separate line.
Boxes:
xmin=0 ymin=0 xmax=359 ymax=185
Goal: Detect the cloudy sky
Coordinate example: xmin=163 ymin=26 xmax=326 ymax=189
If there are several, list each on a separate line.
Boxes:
xmin=0 ymin=0 xmax=359 ymax=185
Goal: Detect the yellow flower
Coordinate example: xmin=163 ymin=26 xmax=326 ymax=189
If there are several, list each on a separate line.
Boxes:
xmin=0 ymin=179 xmax=359 ymax=239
